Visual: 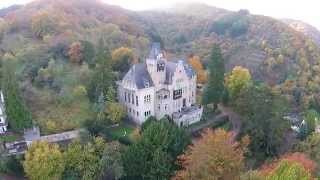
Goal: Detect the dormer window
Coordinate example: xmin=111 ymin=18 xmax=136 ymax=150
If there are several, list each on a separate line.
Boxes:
xmin=157 ymin=63 xmax=165 ymax=72
xmin=144 ymin=79 xmax=150 ymax=88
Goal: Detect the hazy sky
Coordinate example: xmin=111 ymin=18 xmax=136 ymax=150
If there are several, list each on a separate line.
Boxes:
xmin=0 ymin=0 xmax=319 ymax=30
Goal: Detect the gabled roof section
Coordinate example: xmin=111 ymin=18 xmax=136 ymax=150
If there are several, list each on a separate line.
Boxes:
xmin=149 ymin=42 xmax=161 ymax=59
xmin=165 ymin=60 xmax=196 ymax=85
xmin=123 ymin=63 xmax=154 ymax=89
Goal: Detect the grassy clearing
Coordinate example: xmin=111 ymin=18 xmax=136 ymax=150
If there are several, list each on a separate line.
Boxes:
xmin=108 ymin=123 xmax=135 ymax=139
xmin=0 ymin=134 xmax=23 ymax=142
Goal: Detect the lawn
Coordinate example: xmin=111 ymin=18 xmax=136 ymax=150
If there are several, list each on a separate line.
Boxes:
xmin=0 ymin=134 xmax=23 ymax=143
xmin=108 ymin=123 xmax=135 ymax=140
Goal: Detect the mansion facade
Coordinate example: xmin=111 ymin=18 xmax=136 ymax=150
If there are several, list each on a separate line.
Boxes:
xmin=117 ymin=43 xmax=203 ymax=127
xmin=0 ymin=91 xmax=7 ymax=134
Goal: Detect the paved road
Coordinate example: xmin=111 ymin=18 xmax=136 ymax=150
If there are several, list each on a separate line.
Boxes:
xmin=218 ymin=104 xmax=242 ymax=137
xmin=188 ymin=113 xmax=228 ymax=133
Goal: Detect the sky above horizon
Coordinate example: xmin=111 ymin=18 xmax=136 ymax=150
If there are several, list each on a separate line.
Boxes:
xmin=0 ymin=0 xmax=319 ymax=30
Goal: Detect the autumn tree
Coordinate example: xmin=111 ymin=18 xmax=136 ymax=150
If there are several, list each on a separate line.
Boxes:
xmin=202 ymin=44 xmax=225 ymax=110
xmin=23 ymin=141 xmax=65 ymax=180
xmin=260 ymin=153 xmax=316 ymax=176
xmin=226 ymin=66 xmax=252 ymax=98
xmin=31 ymin=11 xmax=57 ymax=39
xmin=111 ymin=47 xmax=134 ymax=73
xmin=296 ymin=133 xmax=320 ymax=176
xmin=68 ymin=41 xmax=84 ymax=64
xmin=260 ymin=153 xmax=316 ymax=179
xmin=174 ymin=129 xmax=249 ymax=180
xmin=63 ymin=137 xmax=107 ymax=180
xmin=266 ymin=161 xmax=313 ymax=180
xmin=106 ymin=102 xmax=127 ymax=124
xmin=188 ymin=55 xmax=207 ymax=84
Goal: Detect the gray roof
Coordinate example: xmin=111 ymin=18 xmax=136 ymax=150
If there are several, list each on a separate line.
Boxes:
xmin=165 ymin=60 xmax=195 ymax=84
xmin=124 ymin=63 xmax=154 ymax=89
xmin=165 ymin=62 xmax=177 ymax=84
xmin=149 ymin=42 xmax=161 ymax=59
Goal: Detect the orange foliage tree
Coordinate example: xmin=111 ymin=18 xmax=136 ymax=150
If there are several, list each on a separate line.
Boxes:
xmin=260 ymin=152 xmax=316 ymax=176
xmin=188 ymin=55 xmax=207 ymax=84
xmin=68 ymin=41 xmax=83 ymax=64
xmin=174 ymin=129 xmax=249 ymax=180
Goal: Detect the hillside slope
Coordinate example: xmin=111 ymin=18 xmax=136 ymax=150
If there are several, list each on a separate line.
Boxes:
xmin=282 ymin=19 xmax=320 ymax=46
xmin=0 ymin=0 xmax=320 ymax=132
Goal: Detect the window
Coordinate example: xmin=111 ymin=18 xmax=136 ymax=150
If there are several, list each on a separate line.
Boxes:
xmin=132 ymin=94 xmax=135 ymax=105
xmin=129 ymin=108 xmax=132 ymax=113
xmin=173 ymin=89 xmax=182 ymax=100
xmin=165 ymin=104 xmax=168 ymax=110
xmin=137 ymin=111 xmax=139 ymax=117
xmin=136 ymin=96 xmax=139 ymax=106
xmin=124 ymin=92 xmax=127 ymax=102
xmin=128 ymin=93 xmax=131 ymax=103
xmin=158 ymin=104 xmax=160 ymax=110
xmin=157 ymin=63 xmax=165 ymax=72
xmin=144 ymin=95 xmax=151 ymax=103
xmin=144 ymin=111 xmax=151 ymax=117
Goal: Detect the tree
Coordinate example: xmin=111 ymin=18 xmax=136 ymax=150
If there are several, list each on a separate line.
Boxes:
xmin=266 ymin=161 xmax=313 ymax=180
xmin=111 ymin=47 xmax=134 ymax=73
xmin=226 ymin=66 xmax=252 ymax=98
xmin=87 ymin=39 xmax=115 ymax=102
xmin=260 ymin=153 xmax=316 ymax=176
xmin=23 ymin=141 xmax=65 ymax=180
xmin=2 ymin=57 xmax=32 ymax=132
xmin=106 ymin=102 xmax=127 ymax=124
xmin=99 ymin=141 xmax=126 ymax=180
xmin=296 ymin=133 xmax=320 ymax=176
xmin=299 ymin=109 xmax=319 ymax=140
xmin=233 ymin=84 xmax=290 ymax=165
xmin=188 ymin=55 xmax=207 ymax=84
xmin=122 ymin=119 xmax=190 ymax=179
xmin=174 ymin=129 xmax=249 ymax=180
xmin=68 ymin=41 xmax=84 ymax=64
xmin=202 ymin=44 xmax=225 ymax=109
xmin=63 ymin=137 xmax=107 ymax=180
xmin=80 ymin=40 xmax=96 ymax=68
xmin=31 ymin=11 xmax=57 ymax=39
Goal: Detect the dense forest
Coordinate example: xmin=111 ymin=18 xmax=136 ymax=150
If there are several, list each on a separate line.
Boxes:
xmin=1 ymin=0 xmax=320 ymax=179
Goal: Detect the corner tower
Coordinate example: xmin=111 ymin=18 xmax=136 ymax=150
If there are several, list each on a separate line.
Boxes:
xmin=146 ymin=43 xmax=166 ymax=86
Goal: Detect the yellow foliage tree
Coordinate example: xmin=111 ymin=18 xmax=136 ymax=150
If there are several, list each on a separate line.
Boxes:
xmin=188 ymin=55 xmax=207 ymax=84
xmin=23 ymin=141 xmax=65 ymax=180
xmin=226 ymin=66 xmax=252 ymax=98
xmin=106 ymin=102 xmax=127 ymax=124
xmin=31 ymin=11 xmax=57 ymax=39
xmin=111 ymin=47 xmax=135 ymax=72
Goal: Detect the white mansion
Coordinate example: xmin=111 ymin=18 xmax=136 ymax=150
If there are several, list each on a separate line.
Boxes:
xmin=0 ymin=91 xmax=8 ymax=134
xmin=117 ymin=43 xmax=203 ymax=127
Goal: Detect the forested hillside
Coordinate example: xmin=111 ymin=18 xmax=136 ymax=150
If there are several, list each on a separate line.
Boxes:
xmin=0 ymin=0 xmax=320 ymax=133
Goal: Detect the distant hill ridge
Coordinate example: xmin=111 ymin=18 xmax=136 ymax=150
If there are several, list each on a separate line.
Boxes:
xmin=0 ymin=0 xmax=320 ymax=111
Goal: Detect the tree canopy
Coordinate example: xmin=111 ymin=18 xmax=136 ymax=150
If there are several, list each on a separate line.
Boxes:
xmin=202 ymin=44 xmax=225 ymax=109
xmin=122 ymin=118 xmax=190 ymax=179
xmin=23 ymin=141 xmax=65 ymax=180
xmin=174 ymin=129 xmax=249 ymax=180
